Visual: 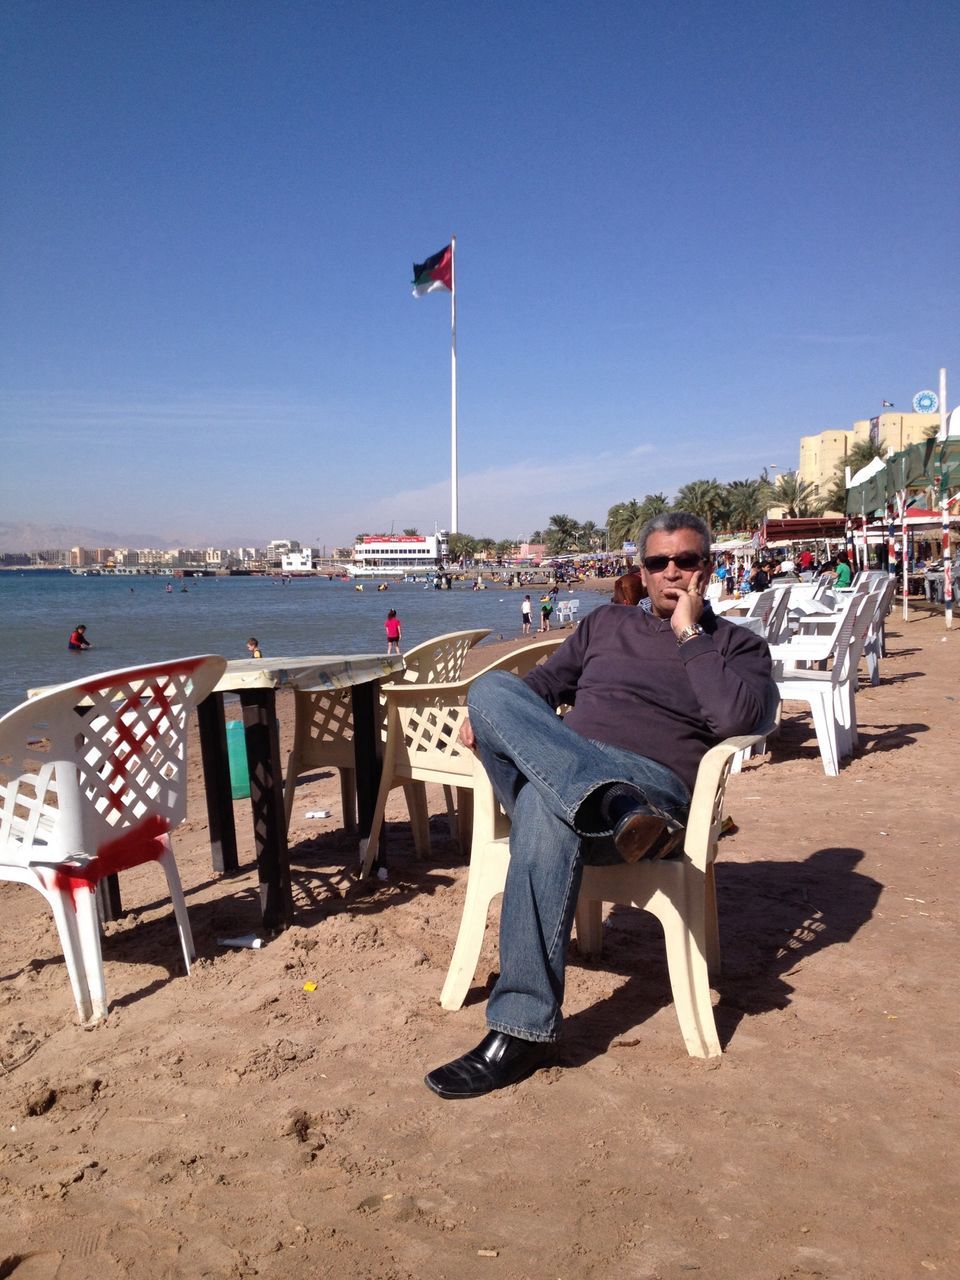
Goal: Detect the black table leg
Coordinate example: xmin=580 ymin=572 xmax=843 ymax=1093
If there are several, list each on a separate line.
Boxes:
xmin=96 ymin=874 xmax=123 ymax=921
xmin=197 ymin=692 xmax=239 ymax=874
xmin=240 ymin=689 xmax=293 ymax=933
xmin=351 ymin=679 xmax=385 ymax=865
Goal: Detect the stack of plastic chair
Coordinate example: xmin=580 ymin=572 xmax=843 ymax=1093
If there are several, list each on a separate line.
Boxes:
xmin=773 ymin=593 xmax=875 ymax=774
xmin=439 ymin=683 xmax=781 ymax=1058
xmin=357 ymin=637 xmax=564 ymax=878
xmin=283 ymin=629 xmax=490 ymax=833
xmin=0 ymin=656 xmax=226 ymax=1023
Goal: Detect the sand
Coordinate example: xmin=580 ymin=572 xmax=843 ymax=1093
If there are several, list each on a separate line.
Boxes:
xmin=1 ymin=603 xmax=957 ymax=1279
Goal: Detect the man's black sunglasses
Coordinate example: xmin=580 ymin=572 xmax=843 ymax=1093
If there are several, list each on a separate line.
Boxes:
xmin=641 ymin=552 xmax=704 ymax=572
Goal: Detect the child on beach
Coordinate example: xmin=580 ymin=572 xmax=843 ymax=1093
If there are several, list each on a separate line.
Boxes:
xmin=521 ymin=594 xmax=532 ymax=635
xmin=247 ymin=638 xmax=262 ymax=658
xmin=68 ymin=624 xmax=91 ymax=651
xmin=385 ymin=609 xmax=402 ymax=654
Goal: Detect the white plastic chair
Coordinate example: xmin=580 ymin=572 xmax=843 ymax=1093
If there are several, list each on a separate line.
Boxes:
xmin=357 ymin=637 xmax=565 ymax=878
xmin=773 ymin=594 xmax=874 ymax=774
xmin=862 ymin=576 xmax=896 ymax=685
xmin=0 ymin=656 xmax=226 ymax=1023
xmin=283 ymin=629 xmax=490 ymax=832
xmin=438 ymin=684 xmax=781 ymax=1058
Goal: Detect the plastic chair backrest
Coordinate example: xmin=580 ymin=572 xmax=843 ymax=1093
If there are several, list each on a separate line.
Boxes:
xmin=380 ymin=637 xmax=565 ymax=780
xmin=399 ymin=629 xmax=491 ymax=684
xmin=0 ymin=657 xmax=225 ymax=867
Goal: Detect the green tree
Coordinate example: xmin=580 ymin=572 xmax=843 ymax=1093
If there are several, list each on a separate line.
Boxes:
xmin=606 ymin=499 xmax=643 ymax=550
xmin=637 ymin=493 xmax=670 ymax=527
xmin=494 ymin=539 xmax=515 ymax=560
xmin=546 ymin=513 xmax=581 ymax=556
xmin=674 ymin=479 xmax=729 ymax=529
xmin=448 ymin=532 xmax=478 ymax=561
xmin=578 ymin=520 xmax=604 ymax=552
xmin=724 ymin=479 xmax=768 ymax=533
xmin=773 ymin=471 xmax=824 ymax=518
xmin=402 ymin=527 xmax=419 ymax=536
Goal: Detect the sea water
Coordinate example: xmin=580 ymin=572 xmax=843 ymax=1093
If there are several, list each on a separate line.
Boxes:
xmin=0 ymin=572 xmax=603 ymax=715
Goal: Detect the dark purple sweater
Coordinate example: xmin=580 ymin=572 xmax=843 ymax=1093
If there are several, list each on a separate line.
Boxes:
xmin=523 ymin=604 xmax=772 ymax=792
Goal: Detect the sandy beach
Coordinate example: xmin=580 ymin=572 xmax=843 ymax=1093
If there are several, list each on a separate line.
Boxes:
xmin=1 ymin=605 xmax=957 ymax=1279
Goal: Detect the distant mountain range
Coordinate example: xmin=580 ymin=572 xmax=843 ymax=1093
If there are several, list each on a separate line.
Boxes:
xmin=0 ymin=521 xmax=248 ymax=554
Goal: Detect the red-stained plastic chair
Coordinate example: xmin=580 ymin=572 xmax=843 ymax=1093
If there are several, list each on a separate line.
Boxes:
xmin=0 ymin=656 xmax=226 ymax=1023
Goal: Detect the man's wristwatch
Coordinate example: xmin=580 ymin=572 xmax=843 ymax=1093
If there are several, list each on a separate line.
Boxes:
xmin=675 ymin=624 xmax=704 ymax=647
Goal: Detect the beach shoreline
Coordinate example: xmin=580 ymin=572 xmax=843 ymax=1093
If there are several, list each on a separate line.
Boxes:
xmin=1 ymin=608 xmax=957 ymax=1277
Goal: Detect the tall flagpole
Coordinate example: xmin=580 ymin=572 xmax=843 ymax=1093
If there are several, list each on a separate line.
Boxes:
xmin=450 ymin=235 xmax=458 ymax=534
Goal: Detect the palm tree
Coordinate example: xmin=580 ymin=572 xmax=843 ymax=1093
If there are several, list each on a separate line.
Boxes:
xmin=774 ymin=471 xmax=824 ymax=518
xmin=637 ymin=493 xmax=670 ymax=525
xmin=448 ymin=532 xmax=478 ymax=562
xmin=402 ymin=527 xmax=420 ymax=536
xmin=606 ymin=500 xmax=643 ymax=550
xmin=578 ymin=520 xmax=604 ymax=552
xmin=674 ymin=479 xmax=729 ymax=530
xmin=724 ymin=479 xmax=767 ymax=533
xmin=546 ymin=513 xmax=581 ymax=556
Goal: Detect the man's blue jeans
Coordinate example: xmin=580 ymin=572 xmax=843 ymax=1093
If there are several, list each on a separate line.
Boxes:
xmin=466 ymin=671 xmax=690 ymax=1043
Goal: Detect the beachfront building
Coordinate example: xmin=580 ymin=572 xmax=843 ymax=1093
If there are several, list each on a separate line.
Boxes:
xmin=799 ymin=411 xmax=939 ymax=505
xmin=281 ymin=549 xmax=313 ymax=573
xmin=349 ymin=531 xmax=449 ymax=577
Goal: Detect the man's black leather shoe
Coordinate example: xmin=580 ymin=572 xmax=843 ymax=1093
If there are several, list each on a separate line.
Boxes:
xmin=424 ymin=1030 xmax=554 ymax=1099
xmin=612 ymin=805 xmax=685 ymax=863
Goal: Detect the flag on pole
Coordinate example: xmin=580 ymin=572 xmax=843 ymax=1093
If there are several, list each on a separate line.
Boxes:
xmin=882 ymin=400 xmax=895 ymax=408
xmin=412 ymin=244 xmax=453 ymax=297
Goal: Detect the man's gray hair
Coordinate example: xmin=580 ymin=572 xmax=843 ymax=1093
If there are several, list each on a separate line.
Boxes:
xmin=637 ymin=511 xmax=712 ymax=562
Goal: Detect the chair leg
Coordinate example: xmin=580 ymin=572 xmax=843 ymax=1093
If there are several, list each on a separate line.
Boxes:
xmin=442 ymin=784 xmax=458 ymax=842
xmin=439 ymin=843 xmax=510 ymax=1010
xmin=158 ymin=844 xmax=196 ymax=973
xmin=282 ymin=751 xmax=299 ymax=832
xmin=358 ymin=761 xmax=397 ymax=879
xmin=704 ymin=863 xmax=721 ymax=980
xmin=46 ymin=888 xmax=94 ymax=1023
xmin=339 ymin=768 xmax=358 ymax=835
xmin=73 ymin=884 xmax=109 ymax=1022
xmin=656 ymin=882 xmax=722 ymax=1058
xmin=454 ymin=787 xmax=474 ymax=852
xmin=807 ymin=695 xmax=840 ymax=776
xmin=403 ymin=782 xmax=432 ymax=858
xmin=573 ymin=896 xmax=604 ymax=956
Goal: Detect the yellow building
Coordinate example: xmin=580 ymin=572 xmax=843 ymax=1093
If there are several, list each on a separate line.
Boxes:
xmin=799 ymin=412 xmax=939 ymax=507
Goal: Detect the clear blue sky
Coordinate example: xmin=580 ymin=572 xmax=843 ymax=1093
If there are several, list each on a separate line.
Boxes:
xmin=2 ymin=0 xmax=958 ymax=549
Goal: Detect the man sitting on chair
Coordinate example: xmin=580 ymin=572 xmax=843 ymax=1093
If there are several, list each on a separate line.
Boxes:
xmin=425 ymin=512 xmax=772 ymax=1100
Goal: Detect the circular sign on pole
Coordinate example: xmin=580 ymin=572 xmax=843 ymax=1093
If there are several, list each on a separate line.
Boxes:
xmin=913 ymin=389 xmax=939 ymax=413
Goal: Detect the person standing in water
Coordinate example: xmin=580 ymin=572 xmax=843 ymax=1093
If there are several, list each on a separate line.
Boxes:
xmin=247 ymin=638 xmax=262 ymax=658
xmin=385 ymin=609 xmax=403 ymax=655
xmin=68 ymin=624 xmax=92 ymax=651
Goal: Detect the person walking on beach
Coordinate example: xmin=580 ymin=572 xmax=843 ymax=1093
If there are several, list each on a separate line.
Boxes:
xmin=539 ymin=595 xmax=553 ymax=633
xmin=521 ymin=595 xmax=533 ymax=635
xmin=247 ymin=638 xmax=262 ymax=658
xmin=385 ymin=609 xmax=403 ymax=655
xmin=68 ymin=624 xmax=91 ymax=651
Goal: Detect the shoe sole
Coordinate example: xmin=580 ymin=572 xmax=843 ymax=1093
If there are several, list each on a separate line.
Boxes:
xmin=614 ymin=812 xmax=685 ymax=863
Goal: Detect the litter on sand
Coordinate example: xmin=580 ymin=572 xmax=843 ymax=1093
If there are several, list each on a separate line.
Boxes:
xmin=217 ymin=934 xmax=264 ymax=950
xmin=305 ymin=809 xmax=332 ymax=819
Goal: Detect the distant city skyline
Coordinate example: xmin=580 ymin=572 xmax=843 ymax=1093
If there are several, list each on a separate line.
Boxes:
xmin=2 ymin=2 xmax=958 ymax=547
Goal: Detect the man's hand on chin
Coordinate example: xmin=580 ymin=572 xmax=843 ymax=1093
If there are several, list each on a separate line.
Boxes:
xmin=670 ymin=571 xmax=706 ymax=638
